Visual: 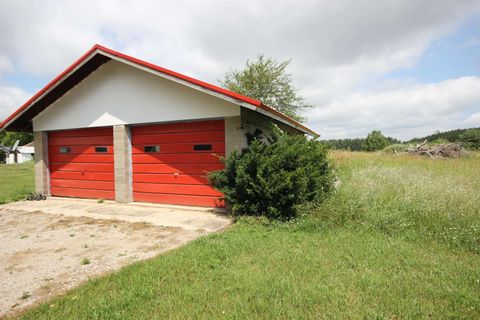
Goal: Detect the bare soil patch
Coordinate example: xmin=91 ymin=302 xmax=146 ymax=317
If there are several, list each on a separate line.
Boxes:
xmin=0 ymin=209 xmax=205 ymax=317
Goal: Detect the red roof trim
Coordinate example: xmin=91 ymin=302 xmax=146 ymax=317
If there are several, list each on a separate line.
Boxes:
xmin=0 ymin=44 xmax=318 ymax=136
xmin=0 ymin=46 xmax=99 ymax=130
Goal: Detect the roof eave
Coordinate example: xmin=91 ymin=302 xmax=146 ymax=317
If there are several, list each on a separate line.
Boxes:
xmin=0 ymin=45 xmax=107 ymax=131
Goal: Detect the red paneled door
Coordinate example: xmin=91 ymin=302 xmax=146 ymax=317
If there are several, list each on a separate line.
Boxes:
xmin=48 ymin=127 xmax=115 ymax=200
xmin=131 ymin=120 xmax=225 ymax=207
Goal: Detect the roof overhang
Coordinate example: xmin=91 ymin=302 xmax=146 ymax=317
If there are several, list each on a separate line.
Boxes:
xmin=0 ymin=44 xmax=319 ymax=137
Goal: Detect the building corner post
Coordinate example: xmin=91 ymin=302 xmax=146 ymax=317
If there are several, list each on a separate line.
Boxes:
xmin=34 ymin=131 xmax=50 ymax=196
xmin=225 ymin=116 xmax=247 ymax=156
xmin=113 ymin=125 xmax=133 ymax=203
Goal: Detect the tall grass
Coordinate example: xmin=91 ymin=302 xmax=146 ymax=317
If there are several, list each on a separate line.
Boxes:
xmin=313 ymin=151 xmax=480 ymax=253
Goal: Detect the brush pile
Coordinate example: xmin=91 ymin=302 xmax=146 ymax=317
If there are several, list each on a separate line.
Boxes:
xmin=407 ymin=140 xmax=464 ymax=158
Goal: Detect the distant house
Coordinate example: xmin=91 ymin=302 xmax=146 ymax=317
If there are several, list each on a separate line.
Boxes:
xmin=6 ymin=141 xmax=35 ymax=164
xmin=0 ymin=44 xmax=317 ymax=207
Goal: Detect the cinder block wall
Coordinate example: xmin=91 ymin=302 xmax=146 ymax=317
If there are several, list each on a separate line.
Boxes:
xmin=113 ymin=125 xmax=133 ymax=203
xmin=225 ymin=116 xmax=247 ymax=156
xmin=33 ymin=131 xmax=50 ymax=196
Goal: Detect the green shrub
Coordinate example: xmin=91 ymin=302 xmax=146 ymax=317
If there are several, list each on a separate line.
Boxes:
xmin=210 ymin=130 xmax=334 ymax=220
xmin=428 ymin=138 xmax=449 ymax=145
xmin=459 ymin=128 xmax=480 ymax=150
xmin=362 ymin=130 xmax=390 ymax=151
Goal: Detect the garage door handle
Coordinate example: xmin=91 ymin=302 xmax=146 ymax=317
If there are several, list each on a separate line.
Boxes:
xmin=174 ymin=172 xmax=179 ymax=178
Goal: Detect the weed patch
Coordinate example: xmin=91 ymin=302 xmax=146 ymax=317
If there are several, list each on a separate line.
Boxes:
xmin=313 ymin=152 xmax=480 ymax=253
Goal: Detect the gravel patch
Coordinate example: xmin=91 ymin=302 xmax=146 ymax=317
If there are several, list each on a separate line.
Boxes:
xmin=0 ymin=209 xmax=208 ymax=317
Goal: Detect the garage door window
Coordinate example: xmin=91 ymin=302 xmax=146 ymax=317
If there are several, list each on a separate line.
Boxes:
xmin=95 ymin=146 xmax=108 ymax=153
xmin=193 ymin=144 xmax=212 ymax=151
xmin=59 ymin=147 xmax=71 ymax=153
xmin=144 ymin=145 xmax=160 ymax=153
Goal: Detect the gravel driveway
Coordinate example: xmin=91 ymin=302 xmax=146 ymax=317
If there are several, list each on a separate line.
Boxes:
xmin=0 ymin=200 xmax=231 ymax=317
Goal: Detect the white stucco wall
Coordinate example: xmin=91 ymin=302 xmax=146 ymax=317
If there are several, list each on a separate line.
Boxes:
xmin=33 ymin=60 xmax=241 ymax=131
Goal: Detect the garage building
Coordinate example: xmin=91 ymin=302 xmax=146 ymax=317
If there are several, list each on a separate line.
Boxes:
xmin=0 ymin=45 xmax=317 ymax=207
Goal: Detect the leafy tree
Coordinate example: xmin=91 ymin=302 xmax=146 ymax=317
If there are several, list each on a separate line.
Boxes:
xmin=209 ymin=130 xmax=333 ymax=220
xmin=0 ymin=131 xmax=32 ymax=163
xmin=459 ymin=128 xmax=480 ymax=150
xmin=219 ymin=55 xmax=311 ymax=122
xmin=0 ymin=131 xmax=33 ymax=148
xmin=362 ymin=130 xmax=390 ymax=151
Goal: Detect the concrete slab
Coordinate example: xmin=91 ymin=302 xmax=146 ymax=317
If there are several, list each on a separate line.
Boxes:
xmin=0 ymin=198 xmax=232 ymax=232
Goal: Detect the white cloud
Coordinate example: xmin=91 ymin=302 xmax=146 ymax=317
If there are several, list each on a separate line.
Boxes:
xmin=0 ymin=0 xmax=478 ymax=79
xmin=0 ymin=54 xmax=13 ymax=73
xmin=0 ymin=0 xmax=479 ymax=137
xmin=464 ymin=112 xmax=480 ymax=126
xmin=308 ymin=76 xmax=480 ymax=140
xmin=0 ymin=86 xmax=31 ymax=121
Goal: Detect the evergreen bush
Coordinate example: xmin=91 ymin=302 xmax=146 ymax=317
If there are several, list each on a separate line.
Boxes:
xmin=210 ymin=130 xmax=334 ymax=220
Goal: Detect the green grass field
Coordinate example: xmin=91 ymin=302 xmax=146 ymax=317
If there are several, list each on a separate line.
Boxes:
xmin=8 ymin=152 xmax=480 ymax=319
xmin=0 ymin=162 xmax=34 ymax=204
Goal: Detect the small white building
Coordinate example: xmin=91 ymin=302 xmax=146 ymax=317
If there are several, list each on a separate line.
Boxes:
xmin=6 ymin=142 xmax=35 ymax=164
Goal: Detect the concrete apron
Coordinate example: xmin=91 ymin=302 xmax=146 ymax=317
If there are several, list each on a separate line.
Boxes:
xmin=0 ymin=197 xmax=232 ymax=232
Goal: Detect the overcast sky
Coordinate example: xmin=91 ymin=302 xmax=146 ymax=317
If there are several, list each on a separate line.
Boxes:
xmin=1 ymin=0 xmax=479 ymax=140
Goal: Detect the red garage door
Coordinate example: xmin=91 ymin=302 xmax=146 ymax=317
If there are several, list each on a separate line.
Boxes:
xmin=48 ymin=127 xmax=115 ymax=200
xmin=131 ymin=120 xmax=225 ymax=207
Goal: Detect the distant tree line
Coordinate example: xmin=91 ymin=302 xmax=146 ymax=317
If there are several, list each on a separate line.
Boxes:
xmin=406 ymin=127 xmax=479 ymax=144
xmin=322 ymin=127 xmax=480 ymax=152
xmin=322 ymin=130 xmax=399 ymax=151
xmin=407 ymin=127 xmax=480 ymax=150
